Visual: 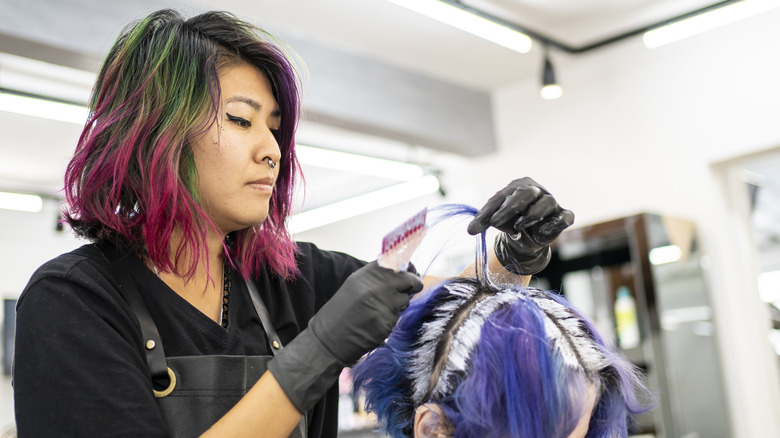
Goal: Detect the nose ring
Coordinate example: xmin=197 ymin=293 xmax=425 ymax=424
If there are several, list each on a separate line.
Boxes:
xmin=267 ymin=158 xmax=277 ymax=169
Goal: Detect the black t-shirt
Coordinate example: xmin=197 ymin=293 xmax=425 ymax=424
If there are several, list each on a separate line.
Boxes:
xmin=13 ymin=242 xmax=365 ymax=437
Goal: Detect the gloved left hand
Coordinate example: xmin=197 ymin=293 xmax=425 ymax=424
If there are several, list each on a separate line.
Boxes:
xmin=308 ymin=261 xmax=422 ymax=365
xmin=267 ymin=261 xmax=422 ymax=413
xmin=467 ymin=177 xmax=574 ymax=275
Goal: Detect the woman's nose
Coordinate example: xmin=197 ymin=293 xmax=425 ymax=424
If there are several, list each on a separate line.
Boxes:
xmin=254 ymin=127 xmax=282 ymax=166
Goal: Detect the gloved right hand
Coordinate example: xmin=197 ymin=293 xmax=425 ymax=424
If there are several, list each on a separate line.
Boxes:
xmin=267 ymin=261 xmax=423 ymax=413
xmin=467 ymin=177 xmax=574 ymax=275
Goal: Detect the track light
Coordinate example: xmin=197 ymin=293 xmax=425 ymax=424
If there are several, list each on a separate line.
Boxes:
xmin=540 ymin=47 xmax=562 ymax=100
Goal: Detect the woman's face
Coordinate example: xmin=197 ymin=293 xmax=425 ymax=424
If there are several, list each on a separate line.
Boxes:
xmin=566 ymin=383 xmax=598 ymax=438
xmin=190 ymin=62 xmax=282 ymax=235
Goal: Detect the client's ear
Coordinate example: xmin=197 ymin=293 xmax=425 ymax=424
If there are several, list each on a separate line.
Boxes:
xmin=414 ymin=404 xmax=452 ymax=438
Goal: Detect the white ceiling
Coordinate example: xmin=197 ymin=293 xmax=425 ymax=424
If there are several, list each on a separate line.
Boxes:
xmin=206 ymin=0 xmax=718 ymax=90
xmin=0 ymin=0 xmax=733 ymax=208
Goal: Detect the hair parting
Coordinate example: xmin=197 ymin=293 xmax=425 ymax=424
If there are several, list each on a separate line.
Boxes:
xmin=352 ymin=204 xmax=653 ymax=438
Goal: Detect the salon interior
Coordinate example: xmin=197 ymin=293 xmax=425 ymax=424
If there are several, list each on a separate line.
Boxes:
xmin=1 ymin=0 xmax=780 ymax=437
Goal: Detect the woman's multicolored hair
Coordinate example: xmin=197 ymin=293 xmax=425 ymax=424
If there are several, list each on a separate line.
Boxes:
xmin=352 ymin=204 xmax=653 ymax=438
xmin=63 ymin=9 xmax=302 ymax=279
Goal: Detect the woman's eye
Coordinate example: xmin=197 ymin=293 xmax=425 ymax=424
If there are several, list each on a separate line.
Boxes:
xmin=226 ymin=113 xmax=251 ymax=128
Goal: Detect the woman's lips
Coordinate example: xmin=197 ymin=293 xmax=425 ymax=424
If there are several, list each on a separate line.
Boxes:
xmin=247 ymin=177 xmax=274 ymax=192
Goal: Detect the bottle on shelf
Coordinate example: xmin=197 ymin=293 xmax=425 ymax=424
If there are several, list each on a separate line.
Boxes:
xmin=614 ymin=285 xmax=640 ymax=349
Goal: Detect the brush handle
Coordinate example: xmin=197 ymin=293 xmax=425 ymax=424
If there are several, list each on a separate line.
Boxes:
xmin=378 ymin=208 xmax=428 ymax=272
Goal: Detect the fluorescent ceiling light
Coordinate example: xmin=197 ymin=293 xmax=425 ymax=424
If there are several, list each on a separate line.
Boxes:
xmin=0 ymin=91 xmax=89 ymax=125
xmin=644 ymin=0 xmax=780 ymax=49
xmin=0 ymin=191 xmax=43 ymax=213
xmin=296 ymin=144 xmax=425 ymax=180
xmin=757 ymin=270 xmax=780 ymax=303
xmin=386 ymin=0 xmax=532 ymax=54
xmin=288 ymin=175 xmax=440 ymax=234
xmin=649 ymin=244 xmax=682 ymax=265
xmin=0 ymin=53 xmax=95 ymax=103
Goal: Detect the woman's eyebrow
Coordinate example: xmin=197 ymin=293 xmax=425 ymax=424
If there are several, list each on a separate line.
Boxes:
xmin=226 ymin=95 xmax=261 ymax=111
xmin=226 ymin=96 xmax=281 ymax=118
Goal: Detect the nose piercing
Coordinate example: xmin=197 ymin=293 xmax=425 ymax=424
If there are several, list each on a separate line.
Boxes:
xmin=267 ymin=158 xmax=277 ymax=169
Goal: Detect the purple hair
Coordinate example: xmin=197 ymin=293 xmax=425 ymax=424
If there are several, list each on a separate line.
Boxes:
xmin=352 ymin=205 xmax=652 ymax=437
xmin=63 ymin=9 xmax=302 ymax=279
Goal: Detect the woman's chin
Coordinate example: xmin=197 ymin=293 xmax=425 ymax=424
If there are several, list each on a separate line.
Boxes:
xmin=218 ymin=214 xmax=271 ymax=235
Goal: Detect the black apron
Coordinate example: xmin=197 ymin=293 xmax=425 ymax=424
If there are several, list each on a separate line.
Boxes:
xmin=103 ymin=248 xmax=308 ymax=438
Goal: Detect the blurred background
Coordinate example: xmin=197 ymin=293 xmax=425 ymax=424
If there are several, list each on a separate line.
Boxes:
xmin=1 ymin=0 xmax=780 ymax=437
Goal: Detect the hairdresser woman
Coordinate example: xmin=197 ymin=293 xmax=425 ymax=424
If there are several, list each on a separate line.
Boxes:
xmin=13 ymin=9 xmax=572 ymax=438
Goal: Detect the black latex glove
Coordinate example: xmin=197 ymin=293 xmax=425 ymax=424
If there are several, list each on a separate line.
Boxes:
xmin=267 ymin=261 xmax=423 ymax=413
xmin=467 ymin=177 xmax=574 ymax=275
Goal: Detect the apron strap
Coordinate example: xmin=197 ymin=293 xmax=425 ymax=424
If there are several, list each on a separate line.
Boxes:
xmin=98 ymin=246 xmax=170 ymax=390
xmin=99 ymin=244 xmax=283 ymax=380
xmin=246 ymin=279 xmax=284 ymax=355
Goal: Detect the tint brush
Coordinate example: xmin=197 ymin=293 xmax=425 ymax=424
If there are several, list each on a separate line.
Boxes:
xmin=378 ymin=208 xmax=428 ymax=272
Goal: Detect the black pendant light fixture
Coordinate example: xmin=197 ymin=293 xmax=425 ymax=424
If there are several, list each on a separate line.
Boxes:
xmin=540 ymin=45 xmax=562 ymax=100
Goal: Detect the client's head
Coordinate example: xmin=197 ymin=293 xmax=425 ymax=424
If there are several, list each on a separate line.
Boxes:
xmin=351 ymin=205 xmax=651 ymax=438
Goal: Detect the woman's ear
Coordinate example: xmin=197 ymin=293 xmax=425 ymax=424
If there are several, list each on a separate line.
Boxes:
xmin=413 ymin=404 xmax=452 ymax=438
